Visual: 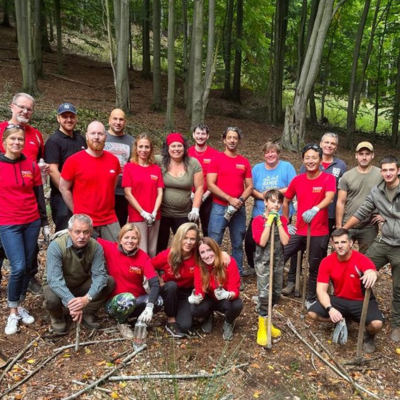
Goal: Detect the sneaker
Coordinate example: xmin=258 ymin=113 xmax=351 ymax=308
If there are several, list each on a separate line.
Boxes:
xmin=82 ymin=313 xmax=100 ymax=330
xmin=242 ymin=268 xmax=255 ymax=276
xmin=305 ymin=300 xmax=316 ymax=310
xmin=281 ymin=282 xmax=295 ymax=295
xmin=239 ymin=279 xmax=245 ymax=291
xmin=5 ymin=314 xmax=20 ymax=335
xmin=201 ymin=314 xmax=213 ymax=333
xmin=50 ymin=314 xmax=67 ymax=333
xmin=118 ymin=323 xmax=134 ymax=339
xmin=18 ymin=306 xmax=35 ymax=325
xmin=363 ymin=333 xmax=376 ymax=354
xmin=165 ymin=322 xmax=186 ymax=338
xmin=390 ymin=327 xmax=400 ymax=342
xmin=27 ymin=277 xmax=42 ymax=295
xmin=222 ymin=321 xmax=234 ymax=341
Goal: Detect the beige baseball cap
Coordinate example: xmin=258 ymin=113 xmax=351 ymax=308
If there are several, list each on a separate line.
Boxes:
xmin=355 ymin=141 xmax=374 ymax=152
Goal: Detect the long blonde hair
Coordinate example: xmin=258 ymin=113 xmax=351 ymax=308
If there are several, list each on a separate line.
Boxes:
xmin=130 ymin=133 xmax=155 ymax=164
xmin=168 ymin=222 xmax=199 ymax=276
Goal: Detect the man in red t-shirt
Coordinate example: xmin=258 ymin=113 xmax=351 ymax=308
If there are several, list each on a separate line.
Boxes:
xmin=60 ymin=121 xmax=121 ymax=242
xmin=308 ymin=228 xmax=383 ymax=353
xmin=207 ymin=127 xmax=253 ymax=281
xmin=188 ymin=124 xmax=219 ymax=236
xmin=282 ymin=144 xmax=336 ymax=305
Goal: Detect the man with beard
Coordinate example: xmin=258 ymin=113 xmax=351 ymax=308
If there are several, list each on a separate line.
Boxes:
xmin=45 ymin=103 xmax=87 ymax=232
xmin=307 ymin=228 xmax=383 ymax=353
xmin=188 ymin=124 xmax=219 ymax=237
xmin=60 ymin=121 xmax=121 ymax=241
xmin=105 ymin=109 xmax=134 ymax=227
xmin=207 ymin=127 xmax=253 ymax=285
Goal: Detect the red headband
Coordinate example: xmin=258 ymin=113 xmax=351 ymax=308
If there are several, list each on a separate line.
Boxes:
xmin=166 ymin=132 xmax=185 ymax=146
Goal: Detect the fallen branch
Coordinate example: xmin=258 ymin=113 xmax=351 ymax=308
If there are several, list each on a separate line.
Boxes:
xmin=286 ymin=320 xmax=379 ymax=399
xmin=47 ymin=72 xmax=95 ymax=87
xmin=53 ymin=337 xmax=125 ymax=352
xmin=0 ymin=336 xmax=39 ymax=384
xmin=71 ymin=380 xmax=112 ymax=393
xmin=109 ymin=363 xmax=248 ymax=381
xmin=62 ymin=344 xmax=147 ymax=400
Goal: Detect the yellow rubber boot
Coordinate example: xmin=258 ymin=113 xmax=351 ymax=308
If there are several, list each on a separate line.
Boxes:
xmin=257 ymin=316 xmax=267 ymax=346
xmin=267 ymin=318 xmax=282 ymax=338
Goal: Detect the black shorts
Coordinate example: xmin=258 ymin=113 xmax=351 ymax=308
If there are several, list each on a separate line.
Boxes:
xmin=309 ymin=295 xmax=384 ymax=325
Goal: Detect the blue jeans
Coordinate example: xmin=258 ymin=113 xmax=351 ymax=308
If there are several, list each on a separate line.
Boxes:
xmin=208 ymin=203 xmax=246 ymax=275
xmin=0 ymin=218 xmax=41 ymax=308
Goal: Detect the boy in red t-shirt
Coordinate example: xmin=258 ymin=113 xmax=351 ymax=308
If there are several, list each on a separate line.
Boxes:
xmin=252 ymin=189 xmax=290 ymax=346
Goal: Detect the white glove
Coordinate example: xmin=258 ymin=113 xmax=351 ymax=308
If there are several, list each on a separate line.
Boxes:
xmin=214 ymin=287 xmax=231 ymax=301
xmin=138 ymin=303 xmax=154 ymax=324
xmin=202 ymin=192 xmax=209 ymax=203
xmin=188 ymin=207 xmax=200 ymax=222
xmin=43 ymin=226 xmax=51 ymax=242
xmin=151 ymin=210 xmax=157 ymax=220
xmin=288 ymin=224 xmax=297 ymax=235
xmin=141 ymin=210 xmax=155 ymax=224
xmin=302 ymin=206 xmax=320 ymax=223
xmin=190 ymin=192 xmax=195 ymax=201
xmin=188 ymin=290 xmax=203 ymax=305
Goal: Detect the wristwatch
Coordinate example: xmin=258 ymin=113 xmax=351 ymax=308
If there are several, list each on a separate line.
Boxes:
xmin=87 ymin=294 xmax=93 ymax=302
xmin=326 ymin=305 xmax=333 ymax=312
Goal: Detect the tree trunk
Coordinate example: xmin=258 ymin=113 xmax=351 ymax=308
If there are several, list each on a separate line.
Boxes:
xmin=2 ymin=0 xmax=12 ymax=27
xmin=221 ymin=0 xmax=234 ymax=100
xmin=142 ymin=0 xmax=151 ymax=79
xmin=152 ymin=0 xmax=162 ymax=111
xmin=309 ymin=88 xmax=317 ymax=124
xmin=33 ymin=0 xmax=43 ymax=78
xmin=182 ymin=0 xmax=189 ymax=107
xmin=391 ymin=45 xmax=400 ymax=148
xmin=54 ymin=0 xmax=64 ymax=74
xmin=40 ymin=0 xmax=52 ymax=53
xmin=232 ymin=0 xmax=243 ymax=103
xmin=15 ymin=0 xmax=40 ymax=95
xmin=165 ymin=0 xmax=175 ymax=130
xmin=113 ymin=0 xmax=131 ymax=112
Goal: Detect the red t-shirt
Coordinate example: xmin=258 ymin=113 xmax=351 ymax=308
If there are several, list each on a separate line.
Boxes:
xmin=188 ymin=146 xmax=219 ymax=192
xmin=61 ymin=151 xmax=121 ymax=226
xmin=122 ymin=162 xmax=164 ymax=222
xmin=151 ymin=249 xmax=196 ymax=289
xmin=252 ymin=214 xmax=290 ymax=245
xmin=98 ymin=238 xmax=157 ymax=298
xmin=208 ymin=152 xmax=252 ymax=206
xmin=0 ymin=121 xmax=44 ymax=162
xmin=0 ymin=157 xmax=42 ymax=225
xmin=285 ymin=172 xmax=336 ymax=236
xmin=193 ymin=258 xmax=240 ymax=300
xmin=317 ymin=250 xmax=376 ymax=301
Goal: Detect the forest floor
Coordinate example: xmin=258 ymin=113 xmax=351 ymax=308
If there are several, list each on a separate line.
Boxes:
xmin=0 ymin=24 xmax=400 ymax=400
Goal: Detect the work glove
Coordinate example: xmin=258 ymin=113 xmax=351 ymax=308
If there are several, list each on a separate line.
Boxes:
xmin=332 ymin=319 xmax=348 ymax=345
xmin=287 ymin=224 xmax=297 ymax=236
xmin=141 ymin=210 xmax=155 ymax=225
xmin=138 ymin=303 xmax=154 ymax=324
xmin=224 ymin=205 xmax=237 ymax=221
xmin=190 ymin=192 xmax=195 ymax=201
xmin=202 ymin=192 xmax=209 ymax=203
xmin=51 ymin=229 xmax=68 ymax=241
xmin=188 ymin=207 xmax=200 ymax=222
xmin=275 ymin=213 xmax=282 ymax=227
xmin=302 ymin=206 xmax=320 ymax=223
xmin=214 ymin=287 xmax=232 ymax=301
xmin=188 ymin=290 xmax=203 ymax=305
xmin=42 ymin=226 xmax=51 ymax=243
xmin=151 ymin=210 xmax=157 ymax=221
xmin=265 ymin=211 xmax=278 ymax=227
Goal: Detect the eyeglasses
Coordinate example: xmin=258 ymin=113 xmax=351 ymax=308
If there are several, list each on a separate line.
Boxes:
xmin=5 ymin=124 xmax=25 ymax=131
xmin=13 ymin=103 xmax=34 ymax=113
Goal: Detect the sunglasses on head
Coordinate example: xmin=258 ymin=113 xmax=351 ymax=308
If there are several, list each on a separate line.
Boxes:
xmin=5 ymin=124 xmax=25 ymax=131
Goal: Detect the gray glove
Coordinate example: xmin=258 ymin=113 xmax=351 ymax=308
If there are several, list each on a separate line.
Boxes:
xmin=287 ymin=224 xmax=297 ymax=235
xmin=141 ymin=210 xmax=155 ymax=225
xmin=202 ymin=192 xmax=209 ymax=203
xmin=138 ymin=303 xmax=154 ymax=324
xmin=214 ymin=287 xmax=232 ymax=301
xmin=332 ymin=319 xmax=348 ymax=345
xmin=151 ymin=210 xmax=157 ymax=221
xmin=42 ymin=226 xmax=51 ymax=242
xmin=188 ymin=207 xmax=200 ymax=222
xmin=51 ymin=228 xmax=68 ymax=241
xmin=188 ymin=290 xmax=203 ymax=305
xmin=190 ymin=192 xmax=195 ymax=201
xmin=302 ymin=206 xmax=319 ymax=223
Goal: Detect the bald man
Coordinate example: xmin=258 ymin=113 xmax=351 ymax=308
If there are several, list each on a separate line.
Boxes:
xmin=105 ymin=109 xmax=135 ymax=227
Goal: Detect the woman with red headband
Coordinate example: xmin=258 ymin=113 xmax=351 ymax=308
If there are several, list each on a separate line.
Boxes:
xmin=156 ymin=133 xmax=203 ymax=253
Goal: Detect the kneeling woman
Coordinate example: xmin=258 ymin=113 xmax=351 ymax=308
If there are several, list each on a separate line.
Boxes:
xmin=98 ymin=223 xmax=161 ymax=339
xmin=190 ymin=237 xmax=243 ymax=341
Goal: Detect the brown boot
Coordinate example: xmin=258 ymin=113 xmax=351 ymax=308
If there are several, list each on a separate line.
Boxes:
xmin=82 ymin=313 xmax=100 ymax=330
xmin=49 ymin=311 xmax=67 ymax=333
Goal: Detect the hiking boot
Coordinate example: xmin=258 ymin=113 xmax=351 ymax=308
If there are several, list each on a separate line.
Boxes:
xmin=363 ymin=332 xmax=376 ymax=354
xmin=50 ymin=314 xmax=67 ymax=333
xmin=201 ymin=314 xmax=213 ymax=334
xmin=223 ymin=321 xmax=234 ymax=341
xmin=18 ymin=306 xmax=35 ymax=325
xmin=390 ymin=327 xmax=400 ymax=342
xmin=242 ymin=268 xmax=255 ymax=276
xmin=281 ymin=282 xmax=295 ymax=295
xmin=82 ymin=313 xmax=100 ymax=330
xmin=165 ymin=322 xmax=185 ymax=338
xmin=5 ymin=314 xmax=20 ymax=335
xmin=117 ymin=323 xmax=134 ymax=339
xmin=27 ymin=277 xmax=42 ymax=295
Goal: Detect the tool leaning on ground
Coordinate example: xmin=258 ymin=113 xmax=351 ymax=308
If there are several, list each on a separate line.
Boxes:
xmin=301 ymin=224 xmax=311 ymax=317
xmin=294 ymin=250 xmax=302 ymax=298
xmin=266 ymin=220 xmax=275 ymax=349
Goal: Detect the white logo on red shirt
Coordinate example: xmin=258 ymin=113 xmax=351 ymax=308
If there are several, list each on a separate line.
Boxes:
xmin=109 ymin=169 xmax=116 ymax=173
xmin=312 ymin=186 xmax=322 ymax=193
xmin=21 ymin=170 xmax=33 ymax=178
xmin=236 ymin=164 xmax=245 ymax=170
xmin=129 ymin=266 xmax=142 ymax=274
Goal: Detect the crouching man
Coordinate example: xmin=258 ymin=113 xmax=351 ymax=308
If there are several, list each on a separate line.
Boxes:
xmin=307 ymin=228 xmax=383 ymax=353
xmin=43 ymin=214 xmax=115 ymax=332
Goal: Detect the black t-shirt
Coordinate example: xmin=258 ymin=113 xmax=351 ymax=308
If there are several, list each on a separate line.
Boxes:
xmin=44 ymin=129 xmax=87 ymax=196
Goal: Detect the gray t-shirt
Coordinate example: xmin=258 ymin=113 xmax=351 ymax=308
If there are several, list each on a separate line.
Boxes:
xmin=338 ymin=166 xmax=382 ymax=226
xmin=155 ymin=155 xmax=202 ymax=217
xmin=105 ymin=132 xmax=135 ymax=195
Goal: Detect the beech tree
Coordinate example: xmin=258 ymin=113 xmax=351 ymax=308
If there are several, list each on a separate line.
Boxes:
xmin=165 ymin=0 xmax=175 ymax=130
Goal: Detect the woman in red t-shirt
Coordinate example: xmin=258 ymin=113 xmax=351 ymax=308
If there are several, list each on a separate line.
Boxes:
xmin=123 ymin=134 xmax=164 ymax=258
xmin=0 ymin=125 xmax=49 ymax=335
xmin=152 ymin=222 xmax=199 ymax=338
xmin=190 ymin=237 xmax=243 ymax=341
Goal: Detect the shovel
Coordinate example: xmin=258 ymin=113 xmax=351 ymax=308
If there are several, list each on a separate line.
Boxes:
xmin=267 ymin=221 xmax=275 ymax=349
xmin=294 ymin=250 xmax=302 ymax=298
xmin=301 ymin=224 xmax=311 ymax=316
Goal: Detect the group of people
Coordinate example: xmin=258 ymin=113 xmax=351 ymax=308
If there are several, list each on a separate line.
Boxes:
xmin=0 ymin=92 xmax=399 ymax=355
